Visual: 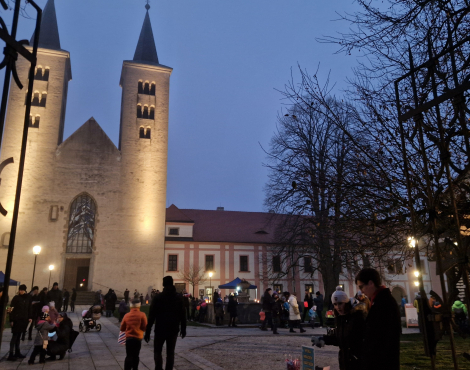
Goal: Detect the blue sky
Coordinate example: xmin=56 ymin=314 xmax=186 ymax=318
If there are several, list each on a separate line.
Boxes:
xmin=3 ymin=0 xmax=361 ymax=212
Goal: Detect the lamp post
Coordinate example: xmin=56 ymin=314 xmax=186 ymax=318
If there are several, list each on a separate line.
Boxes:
xmin=209 ymin=271 xmax=213 ymax=300
xmin=48 ymin=265 xmax=54 ymax=289
xmin=31 ymin=245 xmax=41 ymax=288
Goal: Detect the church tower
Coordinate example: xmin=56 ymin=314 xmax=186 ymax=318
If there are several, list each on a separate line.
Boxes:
xmin=116 ymin=4 xmax=172 ymax=288
xmin=0 ymin=0 xmax=71 ymax=283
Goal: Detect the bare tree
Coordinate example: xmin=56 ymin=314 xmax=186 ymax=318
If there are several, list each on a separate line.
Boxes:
xmin=177 ymin=264 xmax=207 ymax=296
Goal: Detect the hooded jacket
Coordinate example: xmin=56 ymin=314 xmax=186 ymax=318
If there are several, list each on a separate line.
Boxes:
xmin=34 ymin=320 xmax=56 ymax=346
xmin=323 ymin=304 xmax=366 ymax=370
xmin=145 ymin=286 xmax=186 ymax=338
xmin=452 ymin=300 xmax=468 ymax=315
xmin=47 ymin=318 xmax=72 ymax=355
xmin=9 ymin=293 xmax=31 ymax=333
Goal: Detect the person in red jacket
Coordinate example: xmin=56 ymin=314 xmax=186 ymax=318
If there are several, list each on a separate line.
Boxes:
xmin=120 ymin=298 xmax=148 ymax=370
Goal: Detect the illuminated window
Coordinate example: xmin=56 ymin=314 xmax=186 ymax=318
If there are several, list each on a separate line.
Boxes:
xmin=66 ymin=194 xmax=96 ymax=253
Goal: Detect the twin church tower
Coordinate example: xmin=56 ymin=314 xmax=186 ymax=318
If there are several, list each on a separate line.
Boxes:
xmin=0 ymin=0 xmax=171 ymax=292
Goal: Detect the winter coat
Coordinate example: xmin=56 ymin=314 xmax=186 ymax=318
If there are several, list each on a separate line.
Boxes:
xmin=452 ymin=300 xmax=468 ymax=316
xmin=323 ymin=307 xmax=366 ymax=370
xmin=288 ymin=296 xmax=301 ymax=321
xmin=105 ymin=290 xmax=117 ymax=311
xmin=362 ymin=287 xmax=401 ymax=370
xmin=120 ymin=307 xmax=147 ymax=340
xmin=94 ymin=291 xmax=102 ymax=305
xmin=124 ymin=290 xmax=129 ymax=300
xmin=304 ymin=293 xmax=314 ymax=309
xmin=47 ymin=288 xmax=63 ymax=311
xmin=145 ymin=285 xmax=186 ymax=338
xmin=34 ymin=320 xmax=56 ymax=346
xmin=262 ymin=290 xmax=273 ymax=312
xmin=9 ymin=293 xmax=31 ymax=333
xmin=63 ymin=291 xmax=70 ymax=304
xmin=272 ymin=299 xmax=283 ymax=319
xmin=47 ymin=319 xmax=72 ymax=355
xmin=227 ymin=297 xmax=238 ymax=317
xmin=215 ymin=300 xmax=224 ymax=318
xmin=119 ymin=301 xmax=128 ymax=314
xmin=38 ymin=291 xmax=48 ymax=307
xmin=28 ymin=292 xmax=41 ymax=320
xmin=71 ymin=290 xmax=77 ymax=302
xmin=183 ymin=294 xmax=190 ymax=308
xmin=314 ymin=294 xmax=324 ymax=312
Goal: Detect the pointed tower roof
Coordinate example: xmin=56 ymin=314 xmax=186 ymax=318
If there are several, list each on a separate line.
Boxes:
xmin=30 ymin=0 xmax=61 ymax=50
xmin=133 ymin=4 xmax=159 ymax=64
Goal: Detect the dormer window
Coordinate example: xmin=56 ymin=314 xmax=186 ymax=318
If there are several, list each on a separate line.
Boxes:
xmin=168 ymin=228 xmax=179 ymax=236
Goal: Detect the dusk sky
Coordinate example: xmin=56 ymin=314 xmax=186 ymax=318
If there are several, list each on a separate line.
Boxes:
xmin=3 ymin=0 xmax=361 ymax=212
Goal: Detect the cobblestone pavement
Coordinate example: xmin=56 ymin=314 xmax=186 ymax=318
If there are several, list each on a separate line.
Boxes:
xmin=0 ymin=305 xmax=419 ymax=369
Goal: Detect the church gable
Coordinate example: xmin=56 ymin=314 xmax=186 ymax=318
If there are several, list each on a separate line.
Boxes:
xmin=56 ymin=117 xmax=120 ymax=164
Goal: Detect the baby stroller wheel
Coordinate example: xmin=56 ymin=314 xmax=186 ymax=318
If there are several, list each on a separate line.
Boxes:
xmin=79 ymin=322 xmax=84 ymax=332
xmin=96 ymin=323 xmax=102 ymax=332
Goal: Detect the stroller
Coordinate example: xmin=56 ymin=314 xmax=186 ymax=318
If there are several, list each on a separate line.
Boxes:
xmin=79 ymin=305 xmax=102 ymax=332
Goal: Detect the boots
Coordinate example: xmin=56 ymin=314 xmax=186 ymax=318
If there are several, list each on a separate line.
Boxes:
xmin=289 ymin=328 xmax=296 ymax=333
xmin=300 ymin=328 xmax=306 ymax=333
xmin=7 ymin=353 xmax=17 ymax=361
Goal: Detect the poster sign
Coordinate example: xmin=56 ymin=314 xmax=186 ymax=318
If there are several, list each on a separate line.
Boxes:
xmin=301 ymin=346 xmax=315 ymax=370
xmin=405 ymin=303 xmax=418 ymax=327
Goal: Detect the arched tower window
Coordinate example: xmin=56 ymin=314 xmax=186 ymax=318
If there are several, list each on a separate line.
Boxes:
xmin=139 ymin=126 xmax=151 ymax=139
xmin=143 ymin=105 xmax=149 ymax=119
xmin=29 ymin=114 xmax=40 ymax=128
xmin=32 ymin=91 xmax=40 ymax=106
xmin=137 ymin=104 xmax=142 ymax=118
xmin=34 ymin=66 xmax=43 ymax=80
xmin=138 ymin=81 xmax=143 ymax=94
xmin=149 ymin=106 xmax=155 ymax=119
xmin=144 ymin=81 xmax=150 ymax=94
xmin=150 ymin=82 xmax=156 ymax=95
xmin=43 ymin=67 xmax=50 ymax=81
xmin=146 ymin=127 xmax=151 ymax=139
xmin=40 ymin=92 xmax=47 ymax=107
xmin=66 ymin=194 xmax=96 ymax=253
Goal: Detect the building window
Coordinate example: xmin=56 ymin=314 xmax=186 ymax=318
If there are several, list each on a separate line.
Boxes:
xmin=168 ymin=255 xmax=178 ymax=271
xmin=205 ymin=255 xmax=214 ymax=271
xmin=175 ymin=283 xmax=185 ymax=293
xmin=143 ymin=105 xmax=149 ymax=119
xmin=138 ymin=81 xmax=144 ymax=94
xmin=137 ymin=104 xmax=142 ymax=118
xmin=150 ymin=83 xmax=156 ymax=95
xmin=139 ymin=127 xmax=150 ymax=139
xmin=168 ymin=228 xmax=179 ymax=236
xmin=274 ymin=284 xmax=283 ymax=294
xmin=31 ymin=91 xmax=40 ymax=106
xmin=34 ymin=66 xmax=49 ymax=81
xmin=29 ymin=115 xmax=40 ymax=128
xmin=305 ymin=284 xmax=313 ymax=293
xmin=66 ymin=194 xmax=96 ymax=253
xmin=272 ymin=256 xmax=281 ymax=273
xmin=396 ymin=260 xmax=404 ymax=275
xmin=149 ymin=106 xmax=155 ymax=119
xmin=240 ymin=256 xmax=248 ymax=272
xmin=304 ymin=257 xmax=313 ymax=273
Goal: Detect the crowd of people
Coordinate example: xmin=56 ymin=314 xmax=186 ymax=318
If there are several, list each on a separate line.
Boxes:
xmin=7 ymin=283 xmax=77 ymax=364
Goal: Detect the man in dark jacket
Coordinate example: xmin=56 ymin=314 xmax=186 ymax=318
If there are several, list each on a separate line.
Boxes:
xmin=144 ymin=276 xmax=186 ymax=370
xmin=302 ymin=289 xmax=314 ymax=323
xmin=38 ymin=287 xmax=48 ymax=307
xmin=355 ymin=268 xmax=401 ymax=370
xmin=62 ymin=289 xmax=70 ymax=312
xmin=26 ymin=286 xmax=40 ymax=341
xmin=47 ymin=283 xmax=63 ymax=312
xmin=313 ymin=291 xmax=324 ymax=327
xmin=124 ymin=288 xmax=130 ymax=304
xmin=8 ymin=284 xmax=31 ymax=360
xmin=260 ymin=288 xmax=273 ymax=331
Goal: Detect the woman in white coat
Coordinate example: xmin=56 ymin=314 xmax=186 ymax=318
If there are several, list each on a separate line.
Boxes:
xmin=284 ymin=292 xmax=306 ymax=333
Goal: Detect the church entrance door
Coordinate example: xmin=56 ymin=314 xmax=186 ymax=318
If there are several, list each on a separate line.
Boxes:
xmin=64 ymin=258 xmax=90 ymax=291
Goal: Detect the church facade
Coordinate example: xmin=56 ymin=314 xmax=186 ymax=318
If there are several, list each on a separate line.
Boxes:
xmin=0 ymin=0 xmax=170 ymax=293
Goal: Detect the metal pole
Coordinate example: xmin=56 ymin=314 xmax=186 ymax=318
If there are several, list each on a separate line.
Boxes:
xmin=48 ymin=270 xmax=52 ymax=290
xmin=0 ymin=0 xmax=41 ymax=354
xmin=31 ymin=254 xmax=37 ymax=288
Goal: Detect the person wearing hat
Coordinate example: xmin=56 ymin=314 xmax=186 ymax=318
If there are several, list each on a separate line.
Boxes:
xmin=7 ymin=284 xmax=31 ymax=361
xmin=46 ymin=282 xmax=63 ymax=312
xmin=120 ymin=298 xmax=147 ymax=370
xmin=144 ymin=276 xmax=186 ymax=370
xmin=28 ymin=312 xmax=56 ymax=364
xmin=311 ymin=286 xmax=366 ymax=370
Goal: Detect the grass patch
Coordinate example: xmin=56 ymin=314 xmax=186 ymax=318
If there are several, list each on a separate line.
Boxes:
xmin=400 ymin=333 xmax=469 ymax=369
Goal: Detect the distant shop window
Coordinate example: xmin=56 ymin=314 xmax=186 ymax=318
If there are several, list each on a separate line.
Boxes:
xmin=304 ymin=257 xmax=313 ymax=273
xmin=168 ymin=255 xmax=178 ymax=271
xmin=175 ymin=283 xmax=185 ymax=293
xmin=240 ymin=256 xmax=248 ymax=272
xmin=205 ymin=255 xmax=214 ymax=271
xmin=168 ymin=228 xmax=179 ymax=236
xmin=272 ymin=256 xmax=281 ymax=273
xmin=273 ymin=284 xmax=283 ymax=294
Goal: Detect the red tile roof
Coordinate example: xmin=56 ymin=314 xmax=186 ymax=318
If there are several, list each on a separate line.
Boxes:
xmin=165 ymin=205 xmax=279 ymax=244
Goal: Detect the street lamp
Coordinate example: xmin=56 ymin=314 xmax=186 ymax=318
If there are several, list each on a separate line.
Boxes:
xmin=208 ymin=272 xmax=213 ymax=300
xmin=408 ymin=237 xmax=416 ymax=248
xmin=414 ymin=281 xmax=420 ymax=287
xmin=414 ymin=270 xmax=420 ymax=277
xmin=31 ymin=245 xmax=41 ymax=288
xmin=48 ymin=265 xmax=54 ymax=289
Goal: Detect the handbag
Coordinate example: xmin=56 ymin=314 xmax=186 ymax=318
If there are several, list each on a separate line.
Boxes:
xmin=118 ymin=331 xmax=126 ymax=345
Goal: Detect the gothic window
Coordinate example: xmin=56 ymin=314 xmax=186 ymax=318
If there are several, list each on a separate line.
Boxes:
xmin=144 ymin=81 xmax=150 ymax=94
xmin=149 ymin=106 xmax=155 ymax=120
xmin=29 ymin=115 xmax=40 ymax=128
xmin=137 ymin=104 xmax=142 ymax=118
xmin=34 ymin=67 xmax=43 ymax=80
xmin=143 ymin=105 xmax=149 ymax=119
xmin=43 ymin=68 xmax=50 ymax=81
xmin=31 ymin=91 xmax=40 ymax=106
xmin=150 ymin=83 xmax=156 ymax=95
xmin=34 ymin=67 xmax=49 ymax=81
xmin=139 ymin=127 xmax=150 ymax=139
xmin=145 ymin=127 xmax=151 ymax=139
xmin=39 ymin=92 xmax=47 ymax=107
xmin=138 ymin=81 xmax=144 ymax=94
xmin=66 ymin=194 xmax=96 ymax=253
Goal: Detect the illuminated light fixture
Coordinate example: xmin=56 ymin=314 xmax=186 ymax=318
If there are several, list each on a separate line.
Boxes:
xmin=414 ymin=281 xmax=419 ymax=287
xmin=414 ymin=271 xmax=420 ymax=277
xmin=33 ymin=245 xmax=41 ymax=255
